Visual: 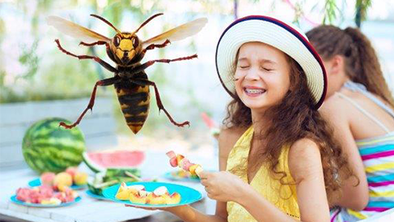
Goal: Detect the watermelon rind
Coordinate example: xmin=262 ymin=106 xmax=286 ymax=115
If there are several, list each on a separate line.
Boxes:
xmin=87 ymin=180 xmax=118 ymax=195
xmin=83 ymin=152 xmax=104 ymax=173
xmin=22 ymin=117 xmax=86 ymax=174
xmin=103 ymin=168 xmax=141 ymax=180
xmin=87 ymin=170 xmax=141 ymax=195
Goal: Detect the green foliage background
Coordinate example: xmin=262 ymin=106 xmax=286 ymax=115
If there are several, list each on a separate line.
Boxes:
xmin=0 ymin=0 xmax=375 ymax=136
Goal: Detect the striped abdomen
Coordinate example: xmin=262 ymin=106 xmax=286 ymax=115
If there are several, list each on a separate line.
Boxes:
xmin=115 ymin=77 xmax=150 ymax=134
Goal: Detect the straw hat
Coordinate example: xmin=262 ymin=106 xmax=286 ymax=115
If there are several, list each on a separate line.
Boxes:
xmin=215 ymin=15 xmax=327 ymax=109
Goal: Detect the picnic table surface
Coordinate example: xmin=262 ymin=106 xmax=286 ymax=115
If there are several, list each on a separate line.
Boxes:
xmin=4 ymin=148 xmax=393 ymax=222
xmin=0 ymin=150 xmax=217 ymax=222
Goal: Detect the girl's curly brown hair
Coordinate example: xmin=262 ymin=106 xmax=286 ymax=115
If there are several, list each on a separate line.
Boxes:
xmin=224 ymin=55 xmax=356 ymax=204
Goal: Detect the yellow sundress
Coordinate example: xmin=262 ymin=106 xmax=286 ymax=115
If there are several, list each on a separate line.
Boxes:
xmin=226 ymin=126 xmax=300 ymax=221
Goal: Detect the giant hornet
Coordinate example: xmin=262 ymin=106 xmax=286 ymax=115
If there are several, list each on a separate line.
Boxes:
xmin=47 ymin=13 xmax=207 ymax=134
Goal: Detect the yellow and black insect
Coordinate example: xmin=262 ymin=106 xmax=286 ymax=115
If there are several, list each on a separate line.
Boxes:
xmin=47 ymin=13 xmax=207 ymax=134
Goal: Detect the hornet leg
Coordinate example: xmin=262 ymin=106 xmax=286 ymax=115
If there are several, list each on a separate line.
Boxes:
xmin=79 ymin=41 xmax=108 ymax=47
xmin=142 ymin=39 xmax=171 ymax=53
xmin=131 ymin=78 xmax=190 ymax=128
xmin=60 ymin=76 xmax=121 ymax=129
xmin=130 ymin=54 xmax=198 ymax=74
xmin=55 ymin=39 xmax=117 ymax=73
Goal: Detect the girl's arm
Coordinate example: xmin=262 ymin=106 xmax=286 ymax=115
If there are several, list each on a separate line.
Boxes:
xmin=168 ymin=127 xmax=245 ymax=222
xmin=236 ymin=139 xmax=330 ymax=222
xmin=166 ymin=205 xmax=225 ymax=222
xmin=320 ymin=98 xmax=369 ymax=210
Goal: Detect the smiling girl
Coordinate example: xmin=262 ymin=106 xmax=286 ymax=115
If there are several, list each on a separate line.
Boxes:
xmin=129 ymin=15 xmax=356 ymax=222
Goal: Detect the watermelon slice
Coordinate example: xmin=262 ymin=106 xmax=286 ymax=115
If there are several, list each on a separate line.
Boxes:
xmin=83 ymin=150 xmax=145 ymax=173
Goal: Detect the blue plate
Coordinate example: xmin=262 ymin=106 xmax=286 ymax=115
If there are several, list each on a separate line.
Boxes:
xmin=102 ymin=182 xmax=202 ymax=208
xmin=163 ymin=171 xmax=200 ymax=182
xmin=85 ymin=190 xmax=109 ymax=201
xmin=28 ymin=178 xmax=86 ymax=190
xmin=10 ymin=195 xmax=81 ymax=208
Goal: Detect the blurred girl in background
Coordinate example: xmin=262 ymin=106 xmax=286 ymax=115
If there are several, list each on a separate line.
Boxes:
xmin=307 ymin=25 xmax=394 ymax=221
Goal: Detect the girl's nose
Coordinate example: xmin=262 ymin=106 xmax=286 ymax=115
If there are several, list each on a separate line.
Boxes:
xmin=244 ymin=68 xmax=261 ymax=81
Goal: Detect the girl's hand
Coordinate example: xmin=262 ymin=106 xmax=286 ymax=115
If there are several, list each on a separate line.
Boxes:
xmin=199 ymin=171 xmax=247 ymax=203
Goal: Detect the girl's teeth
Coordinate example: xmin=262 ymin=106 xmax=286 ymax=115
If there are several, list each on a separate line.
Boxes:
xmin=245 ymin=88 xmax=265 ymax=94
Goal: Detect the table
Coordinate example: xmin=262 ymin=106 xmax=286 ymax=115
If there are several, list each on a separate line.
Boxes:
xmin=0 ymin=151 xmax=217 ymax=222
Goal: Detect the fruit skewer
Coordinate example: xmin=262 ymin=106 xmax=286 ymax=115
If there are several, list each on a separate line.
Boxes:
xmin=166 ymin=151 xmax=203 ymax=177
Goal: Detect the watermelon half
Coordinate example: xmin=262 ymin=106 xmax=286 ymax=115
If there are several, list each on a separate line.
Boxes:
xmin=83 ymin=150 xmax=145 ymax=173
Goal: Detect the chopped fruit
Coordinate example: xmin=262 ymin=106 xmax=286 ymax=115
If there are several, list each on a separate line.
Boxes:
xmin=166 ymin=151 xmax=203 ymax=177
xmin=115 ymin=183 xmax=146 ymax=200
xmin=115 ymin=183 xmax=131 ymax=200
xmin=15 ymin=185 xmax=76 ymax=205
xmin=40 ymin=197 xmax=61 ymax=205
xmin=146 ymin=193 xmax=166 ymax=205
xmin=126 ymin=186 xmax=151 ymax=204
xmin=116 ymin=189 xmax=131 ymax=200
xmin=129 ymin=192 xmax=148 ymax=204
xmin=166 ymin=192 xmax=181 ymax=204
xmin=117 ymin=182 xmax=127 ymax=193
xmin=169 ymin=157 xmax=178 ymax=167
xmin=39 ymin=185 xmax=54 ymax=199
xmin=71 ymin=190 xmax=79 ymax=199
xmin=57 ymin=184 xmax=71 ymax=192
xmin=115 ymin=184 xmax=182 ymax=205
xmin=176 ymin=155 xmax=185 ymax=166
xmin=171 ymin=170 xmax=199 ymax=179
xmin=54 ymin=192 xmax=67 ymax=202
xmin=166 ymin=151 xmax=178 ymax=167
xmin=189 ymin=164 xmax=199 ymax=175
xmin=139 ymin=190 xmax=150 ymax=197
xmin=166 ymin=151 xmax=176 ymax=159
xmin=193 ymin=165 xmax=203 ymax=176
xmin=153 ymin=186 xmax=168 ymax=196
xmin=147 ymin=186 xmax=179 ymax=205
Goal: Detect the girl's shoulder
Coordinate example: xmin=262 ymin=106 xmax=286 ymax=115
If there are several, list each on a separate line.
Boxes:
xmin=218 ymin=127 xmax=249 ymax=159
xmin=319 ymin=92 xmax=353 ymax=122
xmin=321 ymin=92 xmax=351 ymax=113
xmin=288 ymin=138 xmax=321 ymax=181
xmin=220 ymin=126 xmax=247 ymax=136
xmin=289 ymin=138 xmax=320 ymax=158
